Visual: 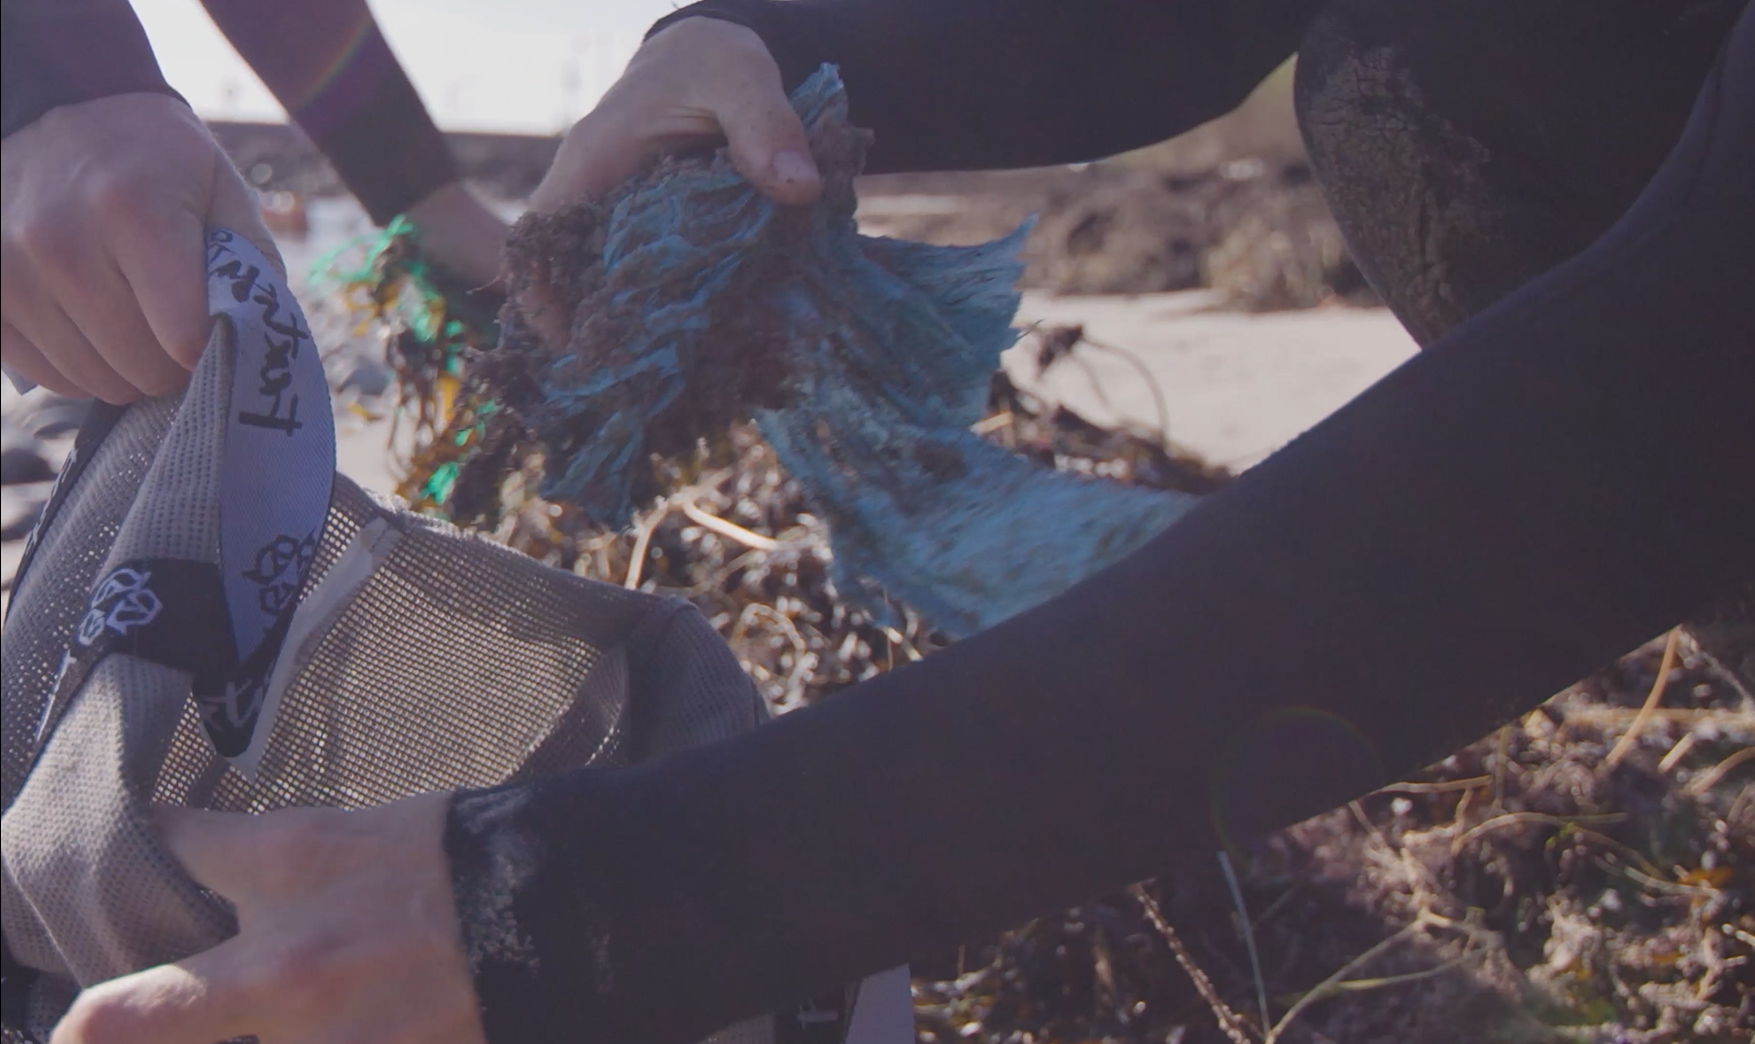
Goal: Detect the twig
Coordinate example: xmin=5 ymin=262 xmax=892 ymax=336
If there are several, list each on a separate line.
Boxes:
xmin=1688 ymin=744 xmax=1755 ymax=795
xmin=1251 ymin=883 xmax=1303 ymax=929
xmin=680 ymin=500 xmax=780 ymax=551
xmin=1079 ymin=332 xmax=1174 ymax=452
xmin=971 ymin=411 xmax=1014 ymax=436
xmin=1378 ymin=775 xmax=1492 ymax=795
xmin=1691 ymin=635 xmax=1755 ymax=704
xmin=622 ymin=473 xmax=736 ymax=589
xmin=1318 ymin=952 xmax=1473 ymax=995
xmin=1492 ymin=725 xmax=1513 ymax=808
xmin=734 ymin=602 xmax=813 ymax=706
xmin=1262 ymin=914 xmax=1437 ymax=1044
xmin=1560 ymin=826 xmax=1669 ymax=882
xmin=1021 ymin=320 xmax=1175 ymax=452
xmin=1657 ymin=732 xmax=1698 ymax=774
xmin=1132 ymin=885 xmax=1258 ymax=1044
xmin=623 ymin=501 xmax=673 ymax=589
xmin=1605 ymin=627 xmax=1681 ymax=769
xmin=1348 ymin=801 xmax=1441 ymax=902
xmin=1449 ymin=811 xmax=1627 ymax=856
xmin=1218 ymin=852 xmax=1271 ymax=1033
xmin=881 ymin=627 xmax=924 ymax=663
xmin=1567 ymin=708 xmax=1755 ymax=727
xmin=1607 ymin=859 xmax=1722 ymax=898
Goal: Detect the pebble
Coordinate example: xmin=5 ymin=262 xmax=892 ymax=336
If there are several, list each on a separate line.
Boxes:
xmin=1 ymin=481 xmax=53 ymax=541
xmin=1 ymin=539 xmax=24 ymax=616
xmin=0 ymin=445 xmax=53 ymax=486
xmin=2 ymin=391 xmax=84 ymax=486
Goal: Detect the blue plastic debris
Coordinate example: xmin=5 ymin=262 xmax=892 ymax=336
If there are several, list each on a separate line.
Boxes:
xmin=502 ymin=66 xmax=1197 ymax=637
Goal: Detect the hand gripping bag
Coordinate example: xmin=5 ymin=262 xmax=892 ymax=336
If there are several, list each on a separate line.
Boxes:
xmin=0 ymin=231 xmax=910 ymax=1044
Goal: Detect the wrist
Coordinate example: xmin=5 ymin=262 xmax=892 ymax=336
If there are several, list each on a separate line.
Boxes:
xmin=402 ymin=181 xmax=510 ymax=294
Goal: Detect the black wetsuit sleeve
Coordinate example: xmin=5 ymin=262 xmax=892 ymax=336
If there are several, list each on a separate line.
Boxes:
xmin=444 ymin=14 xmax=1755 ymax=1044
xmin=647 ymin=0 xmax=1323 ymax=173
xmin=199 ymin=0 xmax=457 ymax=225
xmin=1 ymin=0 xmax=185 ymax=139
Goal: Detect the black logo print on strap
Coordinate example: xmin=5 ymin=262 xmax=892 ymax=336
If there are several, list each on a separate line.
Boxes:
xmin=243 ymin=533 xmax=319 ymax=615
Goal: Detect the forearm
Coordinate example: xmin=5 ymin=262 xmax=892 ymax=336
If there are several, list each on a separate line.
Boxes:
xmin=200 ymin=0 xmax=456 ymax=224
xmin=1 ymin=0 xmax=183 ymax=139
xmin=445 ymin=19 xmax=1754 ymax=1041
xmin=649 ymin=0 xmax=1322 ymax=173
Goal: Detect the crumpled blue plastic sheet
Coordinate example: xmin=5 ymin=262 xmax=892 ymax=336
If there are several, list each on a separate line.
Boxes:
xmin=521 ymin=66 xmax=1197 ymax=637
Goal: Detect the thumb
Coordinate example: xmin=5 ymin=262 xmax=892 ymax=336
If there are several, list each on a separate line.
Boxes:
xmin=206 ymin=163 xmax=286 ymax=281
xmin=718 ymin=80 xmax=821 ymax=206
xmin=50 ymin=936 xmax=260 ymax=1044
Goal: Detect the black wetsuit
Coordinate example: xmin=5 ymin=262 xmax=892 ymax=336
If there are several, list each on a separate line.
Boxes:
xmin=446 ymin=5 xmax=1753 ymax=1041
xmin=3 ymin=2 xmax=1751 ymax=1043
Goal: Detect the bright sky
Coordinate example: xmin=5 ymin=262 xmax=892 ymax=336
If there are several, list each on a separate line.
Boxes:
xmin=134 ymin=0 xmax=688 ymax=133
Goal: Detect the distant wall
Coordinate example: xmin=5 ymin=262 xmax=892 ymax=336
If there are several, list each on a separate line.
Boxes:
xmin=211 ymin=62 xmax=1302 ymax=207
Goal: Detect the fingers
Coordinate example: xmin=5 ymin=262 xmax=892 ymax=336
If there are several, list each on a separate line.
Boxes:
xmin=2 ymin=320 xmax=86 ymax=398
xmin=204 ymin=159 xmax=286 ymax=280
xmin=529 ymin=17 xmax=820 ymax=214
xmin=528 ymin=107 xmax=641 ymax=213
xmin=34 ymin=232 xmax=191 ymax=398
xmin=1 ymin=93 xmax=273 ymax=401
xmin=103 ymin=188 xmax=211 ymax=375
xmin=0 ymin=285 xmax=138 ymax=404
xmin=715 ymin=57 xmax=821 ymax=206
xmin=401 ymin=181 xmax=510 ymax=291
xmin=60 ymin=796 xmax=477 ymax=1044
xmin=51 ymin=937 xmax=259 ymax=1044
xmin=110 ymin=150 xmax=278 ymax=375
xmin=512 ymin=281 xmax=573 ymax=351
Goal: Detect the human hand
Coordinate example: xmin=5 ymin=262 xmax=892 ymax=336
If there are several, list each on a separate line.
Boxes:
xmin=514 ymin=18 xmax=820 ymax=347
xmin=50 ymin=794 xmax=484 ymax=1044
xmin=403 ymin=180 xmax=511 ymax=293
xmin=1 ymin=93 xmax=283 ymax=403
xmin=530 ymin=16 xmax=821 ymax=214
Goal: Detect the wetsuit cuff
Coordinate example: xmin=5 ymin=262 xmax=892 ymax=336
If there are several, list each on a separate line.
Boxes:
xmin=444 ymin=775 xmax=630 ymax=1043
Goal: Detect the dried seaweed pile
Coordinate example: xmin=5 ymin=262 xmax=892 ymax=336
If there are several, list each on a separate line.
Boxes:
xmin=434 ymin=363 xmax=1224 ymax=711
xmin=307 ymin=215 xmax=500 ymax=489
xmin=911 ymin=633 xmax=1753 ymax=1044
xmin=859 ymin=161 xmax=1378 ymax=311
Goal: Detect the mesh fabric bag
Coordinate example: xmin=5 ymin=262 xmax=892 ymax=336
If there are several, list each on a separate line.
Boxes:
xmin=0 ymin=232 xmax=909 ymax=1043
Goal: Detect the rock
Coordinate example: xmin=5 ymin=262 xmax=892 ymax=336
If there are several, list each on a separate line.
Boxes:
xmin=859 ymin=161 xmax=1376 ymax=308
xmin=15 ymin=394 xmax=89 ymax=439
xmin=3 ymin=393 xmax=83 ymax=485
xmin=340 ymin=359 xmax=394 ymax=397
xmin=0 ymin=539 xmax=23 ymax=617
xmin=0 ymin=445 xmax=53 ymax=486
xmin=0 ymin=481 xmax=52 ymax=541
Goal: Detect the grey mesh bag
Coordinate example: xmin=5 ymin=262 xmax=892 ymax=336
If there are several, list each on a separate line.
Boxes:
xmin=0 ymin=230 xmax=911 ymax=1042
